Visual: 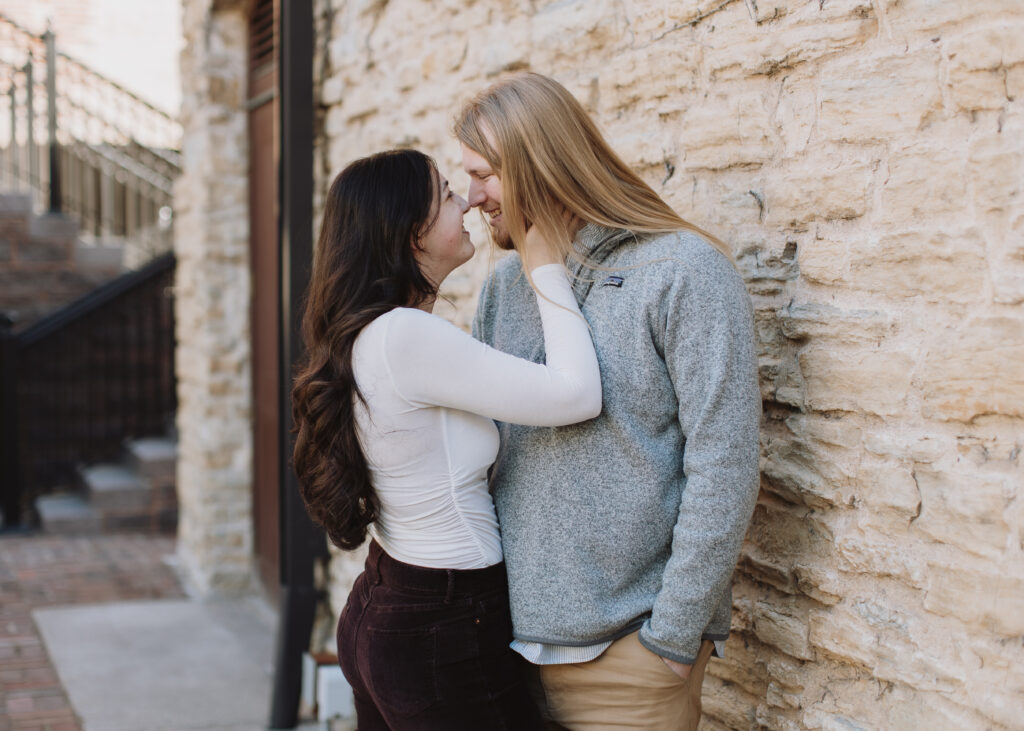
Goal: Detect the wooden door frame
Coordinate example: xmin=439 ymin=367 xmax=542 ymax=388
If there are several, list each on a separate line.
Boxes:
xmin=247 ymin=0 xmax=280 ymax=600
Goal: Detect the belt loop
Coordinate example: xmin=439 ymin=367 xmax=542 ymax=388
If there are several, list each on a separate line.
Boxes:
xmin=370 ymin=541 xmax=384 ymax=586
xmin=445 ymin=569 xmax=455 ymax=603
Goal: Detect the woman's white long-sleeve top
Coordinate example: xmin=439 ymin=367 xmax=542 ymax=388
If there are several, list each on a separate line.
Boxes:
xmin=352 ymin=264 xmax=601 ymax=569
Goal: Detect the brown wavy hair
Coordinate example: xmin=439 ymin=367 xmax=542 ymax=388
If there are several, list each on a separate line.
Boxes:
xmin=291 ymin=149 xmax=439 ymax=550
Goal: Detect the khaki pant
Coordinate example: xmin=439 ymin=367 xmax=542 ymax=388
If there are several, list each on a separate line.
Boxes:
xmin=530 ymin=632 xmax=715 ymax=730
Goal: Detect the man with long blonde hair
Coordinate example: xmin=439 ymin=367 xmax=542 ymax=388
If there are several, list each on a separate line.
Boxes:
xmin=457 ymin=72 xmax=761 ymax=729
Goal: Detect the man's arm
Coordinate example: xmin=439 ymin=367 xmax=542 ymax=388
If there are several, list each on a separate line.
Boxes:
xmin=637 ymin=241 xmax=762 ymax=665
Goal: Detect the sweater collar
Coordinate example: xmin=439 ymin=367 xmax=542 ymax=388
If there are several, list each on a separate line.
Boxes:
xmin=566 ymin=223 xmax=637 ymax=302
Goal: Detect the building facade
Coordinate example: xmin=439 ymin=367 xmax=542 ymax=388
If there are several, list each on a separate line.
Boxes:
xmin=175 ymin=0 xmax=1024 ymax=727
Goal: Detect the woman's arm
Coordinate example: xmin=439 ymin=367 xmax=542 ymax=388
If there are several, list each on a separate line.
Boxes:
xmin=383 ymin=264 xmax=601 ymax=427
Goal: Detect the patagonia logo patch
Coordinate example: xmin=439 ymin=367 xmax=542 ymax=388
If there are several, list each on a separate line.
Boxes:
xmin=601 ymin=276 xmax=624 ymax=288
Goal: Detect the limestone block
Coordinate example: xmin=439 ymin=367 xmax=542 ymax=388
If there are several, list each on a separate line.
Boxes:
xmin=782 ymin=556 xmax=839 ymax=602
xmin=735 ymin=241 xmax=799 ymax=296
xmin=612 ymin=2 xmax=667 ymax=42
xmin=833 ymin=528 xmax=925 ymax=586
xmin=1008 ymin=64 xmax=1024 ymax=102
xmin=885 ymin=692 xmax=996 ymax=731
xmin=920 ymin=315 xmax=1024 ymax=420
xmin=530 ymin=0 xmax=625 ymax=66
xmin=701 ymin=675 xmax=761 ymax=730
xmin=597 ymin=44 xmax=701 ymax=115
xmin=762 ymin=415 xmax=868 ymax=503
xmin=760 ymin=432 xmax=850 ymax=507
xmin=327 ymin=34 xmax=362 ymax=75
xmin=339 ymin=83 xmax=385 ymax=122
xmin=605 ymin=124 xmax=676 ymax=180
xmin=864 ymin=425 xmax=950 ymax=465
xmin=797 ymin=236 xmax=848 ymax=284
xmin=321 ymin=75 xmax=345 ymax=106
xmin=881 ymin=0 xmax=1024 ymax=37
xmin=798 ymin=346 xmax=913 ymax=417
xmin=779 ymin=303 xmax=894 ymax=344
xmin=680 ymin=90 xmax=773 ymax=170
xmin=741 ymin=0 xmax=805 ymax=24
xmin=924 ymin=562 xmax=1024 ymax=636
xmin=752 ymin=600 xmax=814 ymax=660
xmin=808 ymin=605 xmax=877 ymax=667
xmin=853 ymin=613 xmax=968 ymax=694
xmin=774 ymin=76 xmax=817 ymax=158
xmin=962 ymin=639 xmax=1024 ymax=728
xmin=664 ymin=0 xmax=742 ymax=27
xmin=702 ymin=634 xmax=770 ymax=697
xmin=848 ymin=231 xmax=987 ymax=304
xmin=207 ymin=75 xmax=242 ymax=107
xmin=968 ymin=126 xmax=1022 ymax=214
xmin=854 ymin=458 xmax=921 ymax=516
xmin=764 ymin=648 xmax=809 ymax=692
xmin=806 ymin=688 xmax=958 ymax=728
xmin=818 ymin=51 xmax=943 ymax=144
xmin=764 ymin=149 xmax=873 ymax=226
xmin=738 ymin=551 xmax=797 ymax=594
xmin=976 ymin=105 xmax=1024 ymax=303
xmin=754 ymin=314 xmax=786 ymax=381
xmin=947 ymin=66 xmax=1009 ymax=113
xmin=743 ymin=502 xmax=842 ymax=599
xmin=945 ymin=22 xmax=1024 ymax=112
xmin=991 ymin=211 xmax=1024 ymax=305
xmin=913 ymin=467 xmax=1010 ymax=558
xmin=480 ymin=16 xmax=529 ymax=77
xmin=877 ymin=147 xmax=967 ymax=226
xmin=703 ymin=6 xmax=872 ymax=79
xmin=765 ymin=680 xmax=802 ymax=711
xmin=785 ymin=413 xmax=863 ymax=450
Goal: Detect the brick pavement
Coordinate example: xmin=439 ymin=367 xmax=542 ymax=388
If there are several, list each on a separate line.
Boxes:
xmin=0 ymin=534 xmax=184 ymax=731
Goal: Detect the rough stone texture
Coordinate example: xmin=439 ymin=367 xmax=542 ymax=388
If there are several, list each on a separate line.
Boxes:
xmin=310 ymin=1 xmax=1024 ymax=728
xmin=173 ymin=0 xmax=253 ymax=596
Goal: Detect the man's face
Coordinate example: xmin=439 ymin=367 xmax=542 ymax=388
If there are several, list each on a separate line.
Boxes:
xmin=460 ymin=143 xmax=512 ymax=250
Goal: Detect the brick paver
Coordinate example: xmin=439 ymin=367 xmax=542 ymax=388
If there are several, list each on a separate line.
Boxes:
xmin=0 ymin=534 xmax=184 ymax=731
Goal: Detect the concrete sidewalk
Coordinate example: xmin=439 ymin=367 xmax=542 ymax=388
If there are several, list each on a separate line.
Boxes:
xmin=34 ymin=597 xmax=289 ymax=731
xmin=0 ymin=534 xmax=340 ymax=731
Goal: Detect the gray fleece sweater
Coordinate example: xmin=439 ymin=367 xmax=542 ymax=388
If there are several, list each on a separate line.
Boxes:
xmin=472 ymin=223 xmax=761 ymax=665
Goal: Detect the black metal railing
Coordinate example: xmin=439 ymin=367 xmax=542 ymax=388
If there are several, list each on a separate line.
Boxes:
xmin=0 ymin=253 xmax=176 ymax=528
xmin=0 ymin=12 xmax=180 ymax=265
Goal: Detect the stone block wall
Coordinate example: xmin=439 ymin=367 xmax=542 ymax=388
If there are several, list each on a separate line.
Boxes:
xmin=314 ymin=1 xmax=1024 ymax=728
xmin=174 ymin=0 xmax=254 ymax=596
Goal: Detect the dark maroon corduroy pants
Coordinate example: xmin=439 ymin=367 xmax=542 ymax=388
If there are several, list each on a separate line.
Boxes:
xmin=336 ymin=540 xmax=544 ymax=730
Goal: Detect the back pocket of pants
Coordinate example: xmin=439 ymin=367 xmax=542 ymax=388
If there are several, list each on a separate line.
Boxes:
xmin=366 ymin=626 xmax=439 ymax=716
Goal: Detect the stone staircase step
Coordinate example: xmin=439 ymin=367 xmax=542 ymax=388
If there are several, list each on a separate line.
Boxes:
xmin=75 ymin=454 xmax=178 ymax=534
xmin=37 ymin=438 xmax=179 ymax=537
xmin=80 ymin=464 xmax=149 ymax=512
xmin=0 ymin=193 xmax=32 ymax=215
xmin=124 ymin=437 xmax=178 ymax=484
xmin=36 ymin=493 xmax=101 ymax=535
xmin=74 ymin=239 xmax=124 ymax=274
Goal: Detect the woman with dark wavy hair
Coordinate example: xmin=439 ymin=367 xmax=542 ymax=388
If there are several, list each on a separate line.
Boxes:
xmin=291 ymin=148 xmax=601 ymax=730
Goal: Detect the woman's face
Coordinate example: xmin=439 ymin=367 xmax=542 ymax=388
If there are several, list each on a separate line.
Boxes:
xmin=414 ymin=173 xmax=474 ymax=287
